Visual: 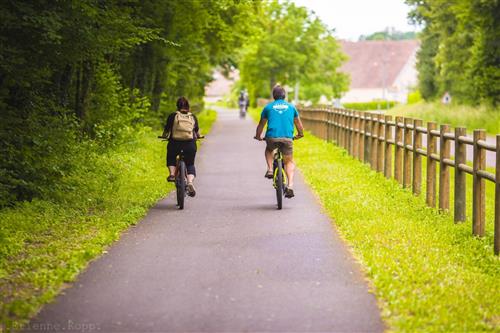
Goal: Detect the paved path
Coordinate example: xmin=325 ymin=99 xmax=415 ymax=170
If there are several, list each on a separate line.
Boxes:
xmin=28 ymin=107 xmax=383 ymax=332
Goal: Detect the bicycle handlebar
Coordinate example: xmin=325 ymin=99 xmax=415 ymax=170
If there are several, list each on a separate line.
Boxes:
xmin=253 ymin=135 xmax=303 ymax=141
xmin=158 ymin=135 xmax=205 ymax=140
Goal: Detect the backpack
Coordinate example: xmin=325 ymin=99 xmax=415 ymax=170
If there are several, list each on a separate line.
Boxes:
xmin=171 ymin=111 xmax=195 ymax=140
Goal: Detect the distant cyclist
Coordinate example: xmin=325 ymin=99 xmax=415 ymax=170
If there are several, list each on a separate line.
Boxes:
xmin=238 ymin=90 xmax=249 ymax=118
xmin=161 ymin=97 xmax=201 ymax=197
xmin=254 ymin=85 xmax=304 ymax=198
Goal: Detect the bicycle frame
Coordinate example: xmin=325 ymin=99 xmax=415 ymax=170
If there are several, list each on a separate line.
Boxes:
xmin=273 ymin=149 xmax=287 ymax=188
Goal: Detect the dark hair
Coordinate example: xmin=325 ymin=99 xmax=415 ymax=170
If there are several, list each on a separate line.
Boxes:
xmin=272 ymin=85 xmax=286 ymax=100
xmin=176 ymin=96 xmax=190 ymax=111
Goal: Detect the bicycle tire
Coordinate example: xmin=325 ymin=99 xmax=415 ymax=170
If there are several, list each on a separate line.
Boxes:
xmin=176 ymin=161 xmax=186 ymax=210
xmin=276 ymin=159 xmax=283 ymax=210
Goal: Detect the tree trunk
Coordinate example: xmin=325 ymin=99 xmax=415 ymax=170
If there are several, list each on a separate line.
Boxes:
xmin=59 ymin=64 xmax=72 ymax=107
xmin=75 ymin=64 xmax=82 ymax=119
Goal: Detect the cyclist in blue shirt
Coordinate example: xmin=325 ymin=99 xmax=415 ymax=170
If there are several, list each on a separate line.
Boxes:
xmin=254 ymin=85 xmax=304 ymax=198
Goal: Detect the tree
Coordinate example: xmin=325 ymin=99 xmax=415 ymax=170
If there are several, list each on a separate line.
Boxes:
xmin=0 ymin=0 xmax=261 ymax=206
xmin=238 ymin=0 xmax=349 ymax=103
xmin=406 ymin=0 xmax=500 ymax=105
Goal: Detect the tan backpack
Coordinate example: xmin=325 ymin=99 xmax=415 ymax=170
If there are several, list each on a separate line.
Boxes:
xmin=171 ymin=111 xmax=195 ymax=140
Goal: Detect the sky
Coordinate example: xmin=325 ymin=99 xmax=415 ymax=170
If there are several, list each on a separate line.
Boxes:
xmin=291 ymin=0 xmax=420 ymax=41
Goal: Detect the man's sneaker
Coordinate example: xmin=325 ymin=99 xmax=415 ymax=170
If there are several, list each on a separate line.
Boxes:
xmin=284 ymin=187 xmax=294 ymax=198
xmin=187 ymin=182 xmax=196 ymax=197
xmin=265 ymin=170 xmax=273 ymax=179
xmin=167 ymin=175 xmax=175 ymax=182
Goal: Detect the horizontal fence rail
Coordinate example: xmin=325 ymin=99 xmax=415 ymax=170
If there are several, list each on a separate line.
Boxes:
xmin=300 ymin=107 xmax=500 ymax=255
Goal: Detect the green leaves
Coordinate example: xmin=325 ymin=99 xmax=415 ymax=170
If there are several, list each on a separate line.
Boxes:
xmin=406 ymin=0 xmax=500 ymax=105
xmin=238 ymin=0 xmax=348 ymax=103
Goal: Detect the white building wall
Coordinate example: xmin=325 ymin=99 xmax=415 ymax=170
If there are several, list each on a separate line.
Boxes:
xmin=341 ymin=88 xmax=384 ymax=103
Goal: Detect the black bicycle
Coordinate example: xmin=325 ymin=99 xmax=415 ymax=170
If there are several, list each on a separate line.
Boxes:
xmin=158 ymin=136 xmax=204 ymax=210
xmin=255 ymin=136 xmax=302 ymax=210
xmin=174 ymin=149 xmax=187 ymax=209
xmin=273 ymin=143 xmax=287 ymax=209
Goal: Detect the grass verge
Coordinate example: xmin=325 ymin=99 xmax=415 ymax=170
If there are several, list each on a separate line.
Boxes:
xmin=0 ymin=109 xmax=216 ymax=331
xmin=386 ymin=101 xmax=500 ymax=135
xmin=293 ymin=133 xmax=500 ymax=331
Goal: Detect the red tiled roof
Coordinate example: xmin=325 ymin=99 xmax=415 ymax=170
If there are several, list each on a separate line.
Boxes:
xmin=340 ymin=40 xmax=419 ymax=89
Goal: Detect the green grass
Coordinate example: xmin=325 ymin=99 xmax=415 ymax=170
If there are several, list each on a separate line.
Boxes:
xmin=0 ymin=109 xmax=217 ymax=331
xmin=386 ymin=101 xmax=500 ymax=135
xmin=293 ymin=134 xmax=500 ymax=332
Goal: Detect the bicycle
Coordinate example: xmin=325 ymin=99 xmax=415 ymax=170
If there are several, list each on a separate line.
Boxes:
xmin=239 ymin=101 xmax=247 ymax=119
xmin=272 ymin=143 xmax=287 ymax=209
xmin=254 ymin=135 xmax=302 ymax=210
xmin=158 ymin=136 xmax=204 ymax=210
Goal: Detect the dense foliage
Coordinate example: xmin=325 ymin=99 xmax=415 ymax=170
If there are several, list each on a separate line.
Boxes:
xmin=238 ymin=0 xmax=349 ymax=104
xmin=406 ymin=0 xmax=500 ymax=105
xmin=0 ymin=0 xmax=260 ymax=206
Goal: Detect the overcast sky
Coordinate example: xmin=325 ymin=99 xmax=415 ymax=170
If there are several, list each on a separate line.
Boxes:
xmin=291 ymin=0 xmax=420 ymax=41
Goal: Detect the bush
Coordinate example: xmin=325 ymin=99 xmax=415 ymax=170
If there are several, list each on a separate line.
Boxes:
xmin=342 ymin=101 xmax=397 ymax=111
xmin=407 ymin=90 xmax=422 ymax=104
xmin=0 ymin=109 xmax=217 ymax=329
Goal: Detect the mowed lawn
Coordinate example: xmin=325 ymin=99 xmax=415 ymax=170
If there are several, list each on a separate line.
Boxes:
xmin=293 ymin=132 xmax=499 ymax=332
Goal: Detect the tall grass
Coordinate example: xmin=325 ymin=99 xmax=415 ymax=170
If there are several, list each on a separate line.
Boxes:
xmin=387 ymin=102 xmax=500 ymax=135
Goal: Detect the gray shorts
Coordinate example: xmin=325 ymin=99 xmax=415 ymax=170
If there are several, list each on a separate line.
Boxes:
xmin=265 ymin=138 xmax=293 ymax=156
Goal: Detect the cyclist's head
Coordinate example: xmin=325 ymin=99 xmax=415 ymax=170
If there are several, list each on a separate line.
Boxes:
xmin=176 ymin=96 xmax=190 ymax=111
xmin=272 ymin=85 xmax=286 ymax=100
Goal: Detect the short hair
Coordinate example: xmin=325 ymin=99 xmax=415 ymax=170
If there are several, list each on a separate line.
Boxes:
xmin=176 ymin=96 xmax=190 ymax=111
xmin=272 ymin=85 xmax=286 ymax=100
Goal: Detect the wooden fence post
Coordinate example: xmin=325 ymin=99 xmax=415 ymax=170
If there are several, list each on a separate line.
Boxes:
xmin=323 ymin=109 xmax=328 ymax=141
xmin=426 ymin=122 xmax=437 ymax=207
xmin=359 ymin=113 xmax=365 ymax=162
xmin=348 ymin=111 xmax=353 ymax=153
xmin=348 ymin=111 xmax=353 ymax=155
xmin=394 ymin=116 xmax=403 ymax=184
xmin=439 ymin=124 xmax=451 ymax=212
xmin=334 ymin=111 xmax=340 ymax=144
xmin=341 ymin=111 xmax=346 ymax=148
xmin=384 ymin=115 xmax=393 ymax=179
xmin=403 ymin=118 xmax=413 ymax=188
xmin=413 ymin=119 xmax=423 ymax=195
xmin=353 ymin=112 xmax=359 ymax=158
xmin=473 ymin=129 xmax=486 ymax=236
xmin=454 ymin=127 xmax=467 ymax=223
xmin=371 ymin=114 xmax=378 ymax=170
xmin=495 ymin=135 xmax=500 ymax=255
xmin=364 ymin=113 xmax=371 ymax=164
xmin=377 ymin=115 xmax=384 ymax=173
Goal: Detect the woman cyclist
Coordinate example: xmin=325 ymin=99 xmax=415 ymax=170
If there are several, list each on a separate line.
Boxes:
xmin=162 ymin=97 xmax=202 ymax=197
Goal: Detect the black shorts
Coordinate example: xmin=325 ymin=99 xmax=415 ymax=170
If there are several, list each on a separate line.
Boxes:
xmin=167 ymin=140 xmax=197 ymax=176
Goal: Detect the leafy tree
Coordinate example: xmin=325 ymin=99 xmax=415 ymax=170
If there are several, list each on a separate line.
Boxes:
xmin=0 ymin=0 xmax=261 ymax=206
xmin=406 ymin=0 xmax=500 ymax=105
xmin=238 ymin=0 xmax=348 ymax=104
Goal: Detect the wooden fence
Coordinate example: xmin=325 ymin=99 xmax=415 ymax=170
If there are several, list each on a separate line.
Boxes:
xmin=300 ymin=107 xmax=500 ymax=255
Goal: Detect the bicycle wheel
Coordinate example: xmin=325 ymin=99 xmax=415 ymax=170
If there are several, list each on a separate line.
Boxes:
xmin=176 ymin=161 xmax=186 ymax=209
xmin=276 ymin=159 xmax=283 ymax=210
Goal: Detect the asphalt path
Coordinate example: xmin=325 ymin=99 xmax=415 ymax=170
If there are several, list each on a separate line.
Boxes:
xmin=27 ymin=107 xmax=383 ymax=332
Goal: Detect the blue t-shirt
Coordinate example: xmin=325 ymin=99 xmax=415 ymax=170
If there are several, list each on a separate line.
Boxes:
xmin=261 ymin=99 xmax=299 ymax=138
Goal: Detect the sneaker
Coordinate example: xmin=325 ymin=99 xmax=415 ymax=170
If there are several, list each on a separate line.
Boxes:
xmin=167 ymin=175 xmax=175 ymax=182
xmin=284 ymin=187 xmax=294 ymax=198
xmin=265 ymin=170 xmax=273 ymax=179
xmin=187 ymin=182 xmax=196 ymax=197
